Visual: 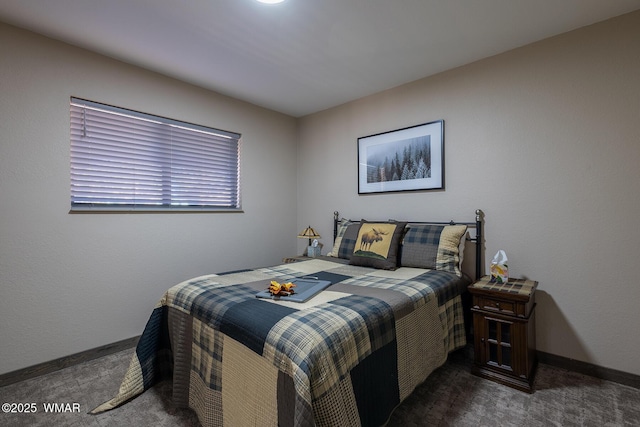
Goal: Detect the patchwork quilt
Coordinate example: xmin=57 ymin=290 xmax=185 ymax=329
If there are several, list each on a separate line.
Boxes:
xmin=91 ymin=258 xmax=468 ymax=426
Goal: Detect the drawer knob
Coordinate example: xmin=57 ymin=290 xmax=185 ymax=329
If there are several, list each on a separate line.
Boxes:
xmin=496 ymin=302 xmax=501 ymax=308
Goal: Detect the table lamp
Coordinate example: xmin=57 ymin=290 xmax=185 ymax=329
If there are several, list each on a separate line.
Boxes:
xmin=297 ymin=225 xmax=321 ymax=257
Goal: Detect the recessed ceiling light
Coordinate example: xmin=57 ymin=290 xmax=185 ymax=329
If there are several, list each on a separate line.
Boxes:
xmin=256 ymin=0 xmax=285 ymax=4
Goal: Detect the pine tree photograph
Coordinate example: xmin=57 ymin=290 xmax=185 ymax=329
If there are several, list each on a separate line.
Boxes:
xmin=365 ymin=135 xmax=431 ymax=184
xmin=358 ymin=120 xmax=443 ymax=194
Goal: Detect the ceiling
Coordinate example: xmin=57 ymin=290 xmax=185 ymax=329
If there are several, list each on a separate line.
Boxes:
xmin=1 ymin=0 xmax=638 ymax=117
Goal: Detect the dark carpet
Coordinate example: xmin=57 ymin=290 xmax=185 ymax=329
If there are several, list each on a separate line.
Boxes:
xmin=1 ymin=346 xmax=638 ymax=426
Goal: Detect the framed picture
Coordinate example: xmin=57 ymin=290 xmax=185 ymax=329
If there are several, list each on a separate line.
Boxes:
xmin=358 ymin=120 xmax=444 ymax=194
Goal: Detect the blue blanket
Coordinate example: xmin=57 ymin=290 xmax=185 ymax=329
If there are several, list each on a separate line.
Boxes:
xmin=91 ymin=258 xmax=467 ymax=426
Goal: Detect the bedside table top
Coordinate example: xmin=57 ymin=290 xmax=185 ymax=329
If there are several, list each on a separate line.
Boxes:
xmin=470 ymin=275 xmax=537 ymax=298
xmin=282 ymin=256 xmax=310 ymax=264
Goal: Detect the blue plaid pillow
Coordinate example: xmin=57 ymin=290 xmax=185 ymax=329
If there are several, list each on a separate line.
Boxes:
xmin=328 ymin=220 xmax=362 ymax=259
xmin=336 ymin=223 xmax=361 ymax=259
xmin=400 ymin=224 xmax=467 ymax=276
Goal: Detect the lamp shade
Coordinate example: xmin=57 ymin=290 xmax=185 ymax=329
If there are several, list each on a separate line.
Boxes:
xmin=297 ymin=226 xmax=321 ymax=240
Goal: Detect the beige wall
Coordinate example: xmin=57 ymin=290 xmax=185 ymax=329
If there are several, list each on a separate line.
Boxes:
xmin=2 ymin=10 xmax=639 ymax=378
xmin=297 ymin=11 xmax=640 ymax=375
xmin=0 ymin=23 xmax=298 ymax=374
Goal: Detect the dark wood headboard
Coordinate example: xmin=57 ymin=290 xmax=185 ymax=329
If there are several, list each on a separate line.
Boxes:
xmin=333 ymin=209 xmax=484 ymax=280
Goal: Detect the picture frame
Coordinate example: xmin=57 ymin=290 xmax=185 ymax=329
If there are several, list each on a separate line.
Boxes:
xmin=358 ymin=120 xmax=444 ymax=194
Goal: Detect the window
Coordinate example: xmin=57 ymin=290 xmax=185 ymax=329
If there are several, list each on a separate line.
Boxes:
xmin=70 ymin=98 xmax=241 ymax=212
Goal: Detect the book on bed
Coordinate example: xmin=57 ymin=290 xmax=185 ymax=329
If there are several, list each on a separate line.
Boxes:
xmin=255 ymin=278 xmax=332 ymax=302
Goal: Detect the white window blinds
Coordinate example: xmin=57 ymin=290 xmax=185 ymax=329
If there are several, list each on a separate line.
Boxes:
xmin=70 ymin=98 xmax=241 ymax=211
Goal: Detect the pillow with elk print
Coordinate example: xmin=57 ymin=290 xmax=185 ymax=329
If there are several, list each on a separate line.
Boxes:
xmin=349 ymin=221 xmax=407 ymax=270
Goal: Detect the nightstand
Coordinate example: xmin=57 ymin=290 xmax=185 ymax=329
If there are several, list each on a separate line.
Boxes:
xmin=469 ymin=276 xmax=538 ymax=393
xmin=282 ymin=256 xmax=310 ymax=264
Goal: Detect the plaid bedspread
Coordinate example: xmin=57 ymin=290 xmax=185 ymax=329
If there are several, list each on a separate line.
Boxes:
xmin=91 ymin=258 xmax=468 ymax=426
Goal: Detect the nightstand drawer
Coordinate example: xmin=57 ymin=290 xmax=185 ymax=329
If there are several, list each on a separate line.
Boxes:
xmin=469 ymin=276 xmax=537 ymax=318
xmin=476 ymin=297 xmax=516 ymax=315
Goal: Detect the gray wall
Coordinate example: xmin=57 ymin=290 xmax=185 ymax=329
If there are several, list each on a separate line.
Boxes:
xmin=0 ymin=23 xmax=298 ymax=374
xmin=297 ymin=11 xmax=640 ymax=376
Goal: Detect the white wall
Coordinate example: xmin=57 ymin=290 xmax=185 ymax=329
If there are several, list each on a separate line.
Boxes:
xmin=297 ymin=11 xmax=640 ymax=375
xmin=0 ymin=23 xmax=298 ymax=375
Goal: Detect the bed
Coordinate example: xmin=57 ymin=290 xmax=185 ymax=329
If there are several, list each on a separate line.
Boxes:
xmin=91 ymin=210 xmax=483 ymax=426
